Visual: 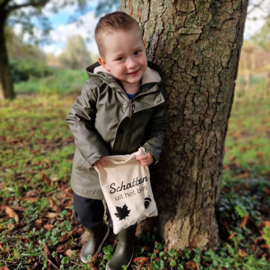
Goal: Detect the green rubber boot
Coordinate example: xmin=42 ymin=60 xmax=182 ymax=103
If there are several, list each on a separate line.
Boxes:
xmin=81 ymin=221 xmax=110 ymax=263
xmin=106 ymin=224 xmax=137 ymax=270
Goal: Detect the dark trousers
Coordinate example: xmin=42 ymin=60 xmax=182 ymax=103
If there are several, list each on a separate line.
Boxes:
xmin=73 ymin=192 xmax=112 ymax=228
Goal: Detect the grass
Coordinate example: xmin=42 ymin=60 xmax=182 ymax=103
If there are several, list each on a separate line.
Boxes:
xmin=0 ymin=76 xmax=270 ymax=269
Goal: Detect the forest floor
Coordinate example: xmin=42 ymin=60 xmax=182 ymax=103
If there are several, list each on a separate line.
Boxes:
xmin=0 ymin=94 xmax=270 ymax=270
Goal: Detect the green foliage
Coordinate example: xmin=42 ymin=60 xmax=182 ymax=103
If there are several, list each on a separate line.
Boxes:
xmin=217 ymin=178 xmax=268 ymax=229
xmin=14 ymin=68 xmax=88 ymax=94
xmin=252 ymin=17 xmax=270 ymax=51
xmin=235 ymin=204 xmax=249 ymax=218
xmin=9 ymin=59 xmax=54 ymax=83
xmin=263 ymin=226 xmax=270 ymax=247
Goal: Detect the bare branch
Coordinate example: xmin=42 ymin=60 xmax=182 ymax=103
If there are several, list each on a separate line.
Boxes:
xmin=6 ymin=0 xmax=50 ymax=15
xmin=247 ymin=0 xmax=267 ymax=14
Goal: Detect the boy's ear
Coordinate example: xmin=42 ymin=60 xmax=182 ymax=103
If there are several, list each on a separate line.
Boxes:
xmin=98 ymin=56 xmax=110 ymax=72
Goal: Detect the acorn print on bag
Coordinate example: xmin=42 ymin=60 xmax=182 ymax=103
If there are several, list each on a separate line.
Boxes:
xmin=144 ymin=196 xmax=152 ymax=209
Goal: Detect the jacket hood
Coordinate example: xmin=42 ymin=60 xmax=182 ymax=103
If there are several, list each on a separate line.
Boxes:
xmin=86 ymin=61 xmax=163 ymax=86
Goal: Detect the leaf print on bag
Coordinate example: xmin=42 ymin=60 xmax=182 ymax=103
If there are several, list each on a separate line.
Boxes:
xmin=114 ymin=204 xmax=131 ymax=220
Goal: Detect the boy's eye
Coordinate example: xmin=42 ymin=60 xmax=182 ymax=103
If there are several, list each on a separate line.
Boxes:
xmin=134 ymin=51 xmax=140 ymax=55
xmin=117 ymin=57 xmax=124 ymax=61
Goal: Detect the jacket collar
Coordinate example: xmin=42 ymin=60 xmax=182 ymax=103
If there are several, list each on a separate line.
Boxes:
xmin=86 ymin=61 xmax=163 ymax=86
xmin=92 ymin=65 xmax=161 ymax=85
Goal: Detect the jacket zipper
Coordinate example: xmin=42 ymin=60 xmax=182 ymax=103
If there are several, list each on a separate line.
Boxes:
xmin=128 ymin=100 xmax=135 ymax=118
xmin=114 ymin=80 xmax=159 ymax=118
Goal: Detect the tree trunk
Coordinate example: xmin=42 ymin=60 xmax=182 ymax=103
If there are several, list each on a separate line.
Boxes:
xmin=121 ymin=0 xmax=248 ymax=250
xmin=0 ymin=20 xmax=15 ymax=100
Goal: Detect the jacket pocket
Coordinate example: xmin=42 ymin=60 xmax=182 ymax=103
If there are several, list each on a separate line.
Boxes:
xmin=75 ymin=154 xmax=87 ymax=171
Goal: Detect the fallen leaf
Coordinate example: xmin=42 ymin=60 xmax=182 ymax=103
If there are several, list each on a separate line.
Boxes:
xmin=133 ymin=257 xmax=150 ymax=262
xmin=86 ymin=262 xmax=98 ymax=270
xmin=13 ymin=206 xmax=26 ymax=212
xmin=65 ymin=249 xmax=73 ymax=257
xmin=23 ymin=198 xmax=38 ymax=202
xmin=42 ymin=173 xmax=51 ymax=185
xmin=15 ymin=236 xmax=31 ymax=243
xmin=262 ymin=221 xmax=270 ymax=227
xmin=26 ymin=190 xmax=39 ymax=198
xmin=254 ymin=236 xmax=263 ymax=244
xmin=178 ymin=250 xmax=185 ymax=256
xmin=51 ymin=177 xmax=60 ymax=182
xmin=47 ymin=198 xmax=55 ymax=209
xmin=64 ymin=187 xmax=73 ymax=195
xmin=36 ymin=218 xmax=43 ymax=227
xmin=44 ymin=225 xmax=54 ymax=231
xmin=7 ymin=223 xmax=15 ymax=231
xmin=240 ymin=216 xmax=249 ymax=228
xmin=260 ymin=244 xmax=270 ymax=249
xmin=4 ymin=206 xmax=19 ymax=223
xmin=238 ymin=249 xmax=247 ymax=257
xmin=227 ymin=232 xmax=236 ymax=241
xmin=43 ymin=242 xmax=51 ymax=258
xmin=133 ymin=257 xmax=150 ymax=270
xmin=189 ymin=237 xmax=198 ymax=249
xmin=55 ymin=245 xmax=66 ymax=266
xmin=236 ymin=172 xmax=250 ymax=179
xmin=141 ymin=245 xmax=152 ymax=251
xmin=3 ymin=150 xmax=13 ymax=154
xmin=255 ymin=152 xmax=264 ymax=158
xmin=185 ymin=261 xmax=197 ymax=269
xmin=45 ymin=213 xmax=58 ymax=218
xmin=42 ymin=158 xmax=51 ymax=165
xmin=222 ymin=219 xmax=230 ymax=233
xmin=59 ymin=232 xmax=71 ymax=243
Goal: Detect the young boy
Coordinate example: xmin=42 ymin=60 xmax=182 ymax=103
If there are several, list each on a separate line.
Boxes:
xmin=66 ymin=11 xmax=166 ymax=270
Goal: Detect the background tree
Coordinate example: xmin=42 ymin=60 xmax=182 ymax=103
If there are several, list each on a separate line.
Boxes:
xmin=252 ymin=17 xmax=270 ymax=51
xmin=121 ymin=0 xmax=249 ymax=250
xmin=59 ymin=35 xmax=92 ymax=70
xmin=0 ymin=0 xmax=88 ymax=101
xmin=6 ymin=27 xmax=46 ymax=62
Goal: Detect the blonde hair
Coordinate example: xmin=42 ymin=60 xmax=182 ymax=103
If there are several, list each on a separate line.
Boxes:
xmin=95 ymin=11 xmax=142 ymax=57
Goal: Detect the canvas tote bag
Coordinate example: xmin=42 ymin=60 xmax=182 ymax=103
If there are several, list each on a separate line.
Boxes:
xmin=95 ymin=147 xmax=158 ymax=234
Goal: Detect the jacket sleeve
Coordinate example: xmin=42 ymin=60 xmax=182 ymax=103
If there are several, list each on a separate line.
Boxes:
xmin=66 ymin=81 xmax=110 ymax=166
xmin=142 ymin=93 xmax=166 ymax=164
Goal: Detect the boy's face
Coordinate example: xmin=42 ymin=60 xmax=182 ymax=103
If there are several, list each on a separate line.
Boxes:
xmin=98 ymin=28 xmax=147 ymax=88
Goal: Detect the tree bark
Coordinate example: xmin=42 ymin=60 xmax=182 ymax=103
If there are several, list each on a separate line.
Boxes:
xmin=121 ymin=0 xmax=248 ymax=250
xmin=0 ymin=19 xmax=15 ymax=100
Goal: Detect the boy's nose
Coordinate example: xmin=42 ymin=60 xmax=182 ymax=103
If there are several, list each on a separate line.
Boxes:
xmin=126 ymin=57 xmax=137 ymax=69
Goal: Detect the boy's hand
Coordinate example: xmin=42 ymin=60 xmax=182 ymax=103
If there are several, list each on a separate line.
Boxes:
xmin=136 ymin=152 xmax=154 ymax=166
xmin=94 ymin=156 xmax=111 ymax=169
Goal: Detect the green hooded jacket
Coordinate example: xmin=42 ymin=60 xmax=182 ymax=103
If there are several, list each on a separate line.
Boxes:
xmin=66 ymin=61 xmax=166 ymax=200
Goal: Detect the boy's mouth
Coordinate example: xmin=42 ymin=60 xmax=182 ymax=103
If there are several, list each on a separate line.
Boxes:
xmin=127 ymin=69 xmax=140 ymax=76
